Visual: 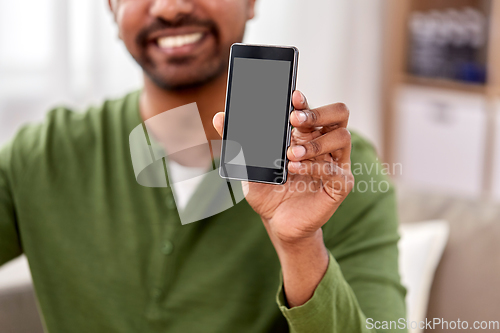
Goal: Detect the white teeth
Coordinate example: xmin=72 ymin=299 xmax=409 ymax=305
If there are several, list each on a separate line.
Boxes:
xmin=157 ymin=32 xmax=203 ymax=49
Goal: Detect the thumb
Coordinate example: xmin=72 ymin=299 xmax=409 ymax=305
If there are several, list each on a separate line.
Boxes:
xmin=212 ymin=112 xmax=225 ymax=138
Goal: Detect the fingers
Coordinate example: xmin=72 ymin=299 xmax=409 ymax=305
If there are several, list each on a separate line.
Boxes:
xmin=290 ymin=90 xmax=310 ymax=126
xmin=290 ymin=103 xmax=350 ymax=133
xmin=212 ymin=112 xmax=225 ymax=138
xmin=292 ymin=90 xmax=309 ymax=110
xmin=289 ymin=93 xmax=354 ymax=198
xmin=290 ymin=127 xmax=322 ymax=146
xmin=288 ymin=159 xmax=355 ymax=193
xmin=287 ymin=127 xmax=352 ymax=165
xmin=289 ymin=159 xmax=339 ymax=177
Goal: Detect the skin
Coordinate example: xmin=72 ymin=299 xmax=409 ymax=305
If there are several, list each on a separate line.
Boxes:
xmin=109 ymin=0 xmax=354 ymax=308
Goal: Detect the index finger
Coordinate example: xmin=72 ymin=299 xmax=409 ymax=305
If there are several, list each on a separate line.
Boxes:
xmin=290 ymin=103 xmax=349 ymax=133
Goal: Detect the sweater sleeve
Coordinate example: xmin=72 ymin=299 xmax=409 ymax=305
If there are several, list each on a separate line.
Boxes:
xmin=277 ymin=251 xmax=373 ymax=333
xmin=0 ymin=139 xmax=23 ymax=266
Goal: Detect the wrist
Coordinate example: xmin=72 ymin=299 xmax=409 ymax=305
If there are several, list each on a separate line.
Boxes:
xmin=272 ymin=228 xmax=325 ymax=252
xmin=269 ymin=228 xmax=330 ymax=307
xmin=263 ymin=217 xmax=324 ymax=248
xmin=268 ymin=227 xmax=328 ymax=264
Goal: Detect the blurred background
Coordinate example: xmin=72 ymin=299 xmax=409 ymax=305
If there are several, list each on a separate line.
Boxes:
xmin=0 ymin=0 xmax=499 ymax=332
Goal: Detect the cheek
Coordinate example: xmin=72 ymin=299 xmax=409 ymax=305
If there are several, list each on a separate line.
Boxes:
xmin=203 ymin=0 xmax=248 ymax=39
xmin=116 ymin=2 xmax=150 ymax=46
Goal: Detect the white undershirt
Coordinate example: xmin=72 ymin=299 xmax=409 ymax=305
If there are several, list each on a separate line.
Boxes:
xmin=168 ymin=160 xmax=208 ymax=210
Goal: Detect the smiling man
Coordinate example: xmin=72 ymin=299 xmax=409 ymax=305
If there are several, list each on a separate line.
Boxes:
xmin=0 ymin=1 xmax=406 ymax=332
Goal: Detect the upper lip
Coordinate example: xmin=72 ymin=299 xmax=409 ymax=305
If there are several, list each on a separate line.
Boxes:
xmin=147 ymin=26 xmax=209 ymax=43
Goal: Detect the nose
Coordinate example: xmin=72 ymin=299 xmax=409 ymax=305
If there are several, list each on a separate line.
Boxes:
xmin=150 ymin=0 xmax=195 ymax=22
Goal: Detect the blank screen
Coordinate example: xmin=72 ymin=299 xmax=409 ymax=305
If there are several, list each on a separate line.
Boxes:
xmin=224 ymin=57 xmax=291 ymax=169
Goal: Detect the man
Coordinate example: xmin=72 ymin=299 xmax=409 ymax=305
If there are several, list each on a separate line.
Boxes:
xmin=0 ymin=0 xmax=406 ymax=332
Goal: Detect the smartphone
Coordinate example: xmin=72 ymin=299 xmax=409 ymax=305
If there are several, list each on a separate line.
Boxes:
xmin=219 ymin=43 xmax=299 ymax=185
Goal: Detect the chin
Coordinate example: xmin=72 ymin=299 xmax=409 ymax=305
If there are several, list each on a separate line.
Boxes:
xmin=147 ymin=62 xmax=227 ymax=91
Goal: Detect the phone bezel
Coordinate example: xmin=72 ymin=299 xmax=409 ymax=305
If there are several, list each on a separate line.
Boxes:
xmin=219 ymin=43 xmax=299 ymax=185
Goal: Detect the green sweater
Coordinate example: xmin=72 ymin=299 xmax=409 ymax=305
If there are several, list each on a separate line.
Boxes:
xmin=0 ymin=91 xmax=406 ymax=333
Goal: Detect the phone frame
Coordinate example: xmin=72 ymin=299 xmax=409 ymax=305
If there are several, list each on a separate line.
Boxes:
xmin=219 ymin=43 xmax=299 ymax=185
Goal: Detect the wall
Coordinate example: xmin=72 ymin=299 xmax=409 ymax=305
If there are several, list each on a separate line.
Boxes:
xmin=0 ymin=0 xmax=385 ymax=150
xmin=246 ymin=0 xmax=385 ymax=150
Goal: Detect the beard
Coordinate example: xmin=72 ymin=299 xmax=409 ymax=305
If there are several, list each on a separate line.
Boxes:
xmin=139 ymin=48 xmax=229 ymax=91
xmin=132 ymin=16 xmax=236 ymax=91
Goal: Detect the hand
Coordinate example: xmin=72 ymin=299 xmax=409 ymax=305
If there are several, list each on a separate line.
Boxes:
xmin=213 ymin=90 xmax=354 ymax=245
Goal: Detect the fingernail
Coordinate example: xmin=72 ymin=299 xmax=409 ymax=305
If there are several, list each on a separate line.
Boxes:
xmin=292 ymin=145 xmax=306 ymax=158
xmin=289 ymin=161 xmax=301 ymax=169
xmin=295 ymin=111 xmax=307 ymax=124
xmin=300 ymin=91 xmax=306 ymax=104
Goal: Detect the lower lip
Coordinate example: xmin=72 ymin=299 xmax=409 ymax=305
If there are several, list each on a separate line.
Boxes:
xmin=152 ymin=33 xmax=210 ymax=57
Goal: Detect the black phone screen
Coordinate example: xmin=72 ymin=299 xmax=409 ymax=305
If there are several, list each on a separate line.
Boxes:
xmin=224 ymin=57 xmax=292 ymax=169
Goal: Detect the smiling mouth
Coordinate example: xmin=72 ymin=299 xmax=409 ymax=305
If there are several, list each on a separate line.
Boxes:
xmin=156 ymin=32 xmax=205 ymax=49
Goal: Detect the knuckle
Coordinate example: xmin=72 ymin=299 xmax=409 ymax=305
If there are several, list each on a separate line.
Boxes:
xmin=334 ymin=102 xmax=349 ymax=112
xmin=323 ymin=162 xmax=334 ymax=176
xmin=308 ymin=140 xmax=322 ymax=155
xmin=338 ymin=128 xmax=351 ymax=145
xmin=334 ymin=102 xmax=350 ymax=119
xmin=308 ymin=109 xmax=319 ymax=126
